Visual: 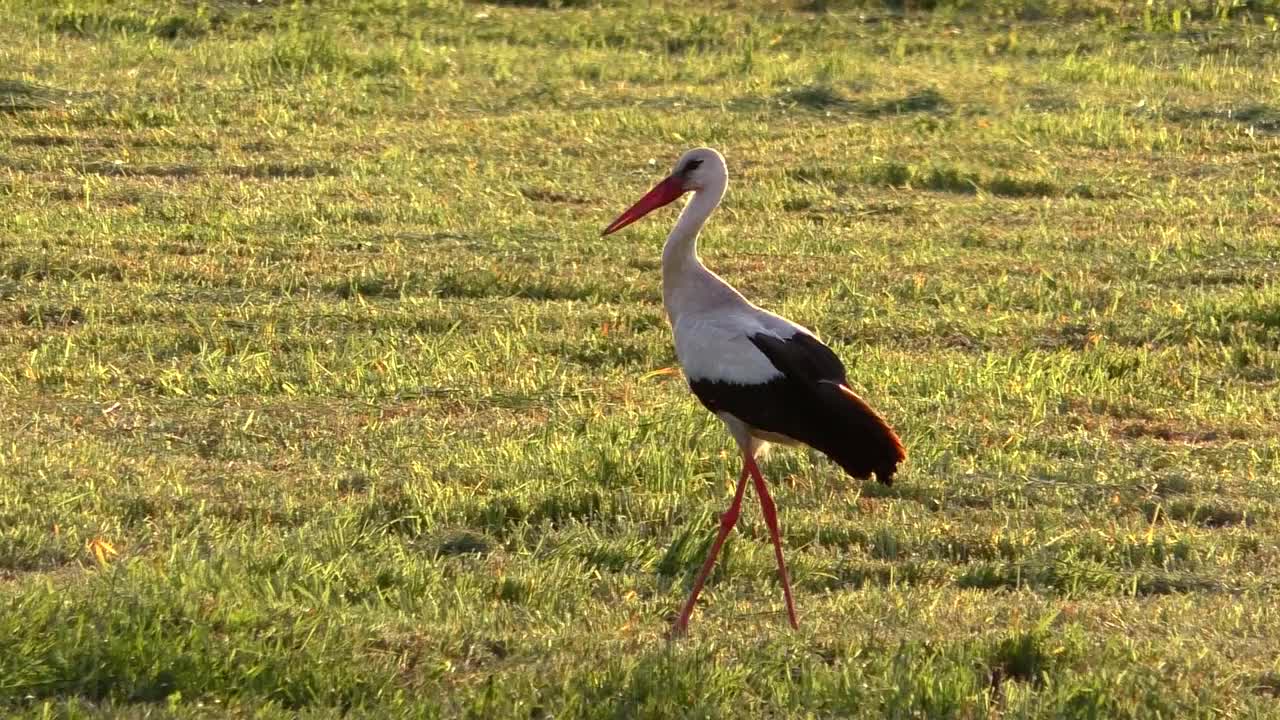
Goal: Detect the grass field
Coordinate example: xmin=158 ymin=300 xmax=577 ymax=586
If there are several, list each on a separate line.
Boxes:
xmin=3 ymin=0 xmax=1280 ymax=716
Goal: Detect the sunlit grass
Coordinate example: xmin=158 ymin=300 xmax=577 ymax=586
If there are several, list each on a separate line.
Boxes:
xmin=2 ymin=0 xmax=1280 ymax=717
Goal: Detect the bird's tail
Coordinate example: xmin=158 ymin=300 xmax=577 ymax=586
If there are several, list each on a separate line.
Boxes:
xmin=813 ymin=382 xmax=906 ymax=485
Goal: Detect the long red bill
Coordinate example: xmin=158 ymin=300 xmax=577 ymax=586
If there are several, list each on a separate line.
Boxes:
xmin=601 ymin=175 xmax=686 ymax=236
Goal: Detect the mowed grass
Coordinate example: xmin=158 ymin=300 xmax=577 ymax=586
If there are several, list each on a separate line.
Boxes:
xmin=2 ymin=0 xmax=1280 ymax=716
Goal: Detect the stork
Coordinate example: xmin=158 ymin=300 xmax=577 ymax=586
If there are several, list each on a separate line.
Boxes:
xmin=602 ymin=148 xmax=906 ymax=636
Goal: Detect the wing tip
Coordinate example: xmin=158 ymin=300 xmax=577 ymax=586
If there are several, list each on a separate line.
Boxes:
xmin=831 ymin=383 xmax=907 ymax=486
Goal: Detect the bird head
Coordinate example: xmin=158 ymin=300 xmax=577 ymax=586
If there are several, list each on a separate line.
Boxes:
xmin=602 ymin=147 xmax=725 ymax=236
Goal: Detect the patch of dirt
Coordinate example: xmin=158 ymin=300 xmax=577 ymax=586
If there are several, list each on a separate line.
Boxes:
xmin=774 ymin=85 xmax=951 ymax=117
xmin=436 ymin=530 xmax=495 ymax=557
xmin=1119 ymin=421 xmax=1248 ymax=445
xmin=1066 ymin=399 xmax=1256 ymax=447
xmin=225 ymin=161 xmax=342 ymax=179
xmin=0 ymin=79 xmax=92 ymax=113
xmin=1035 ymin=322 xmax=1101 ymax=351
xmin=1253 ymin=673 xmax=1280 ymax=699
xmin=1143 ymin=499 xmax=1251 ymax=529
xmin=10 ymin=134 xmax=75 ymax=147
xmin=520 ymin=187 xmax=588 ymax=204
xmin=80 ymin=161 xmax=201 ymax=178
xmin=1159 ymin=103 xmax=1280 ymax=134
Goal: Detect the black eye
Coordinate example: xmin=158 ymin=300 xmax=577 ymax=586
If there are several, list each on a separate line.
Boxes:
xmin=679 ymin=159 xmax=703 ymax=176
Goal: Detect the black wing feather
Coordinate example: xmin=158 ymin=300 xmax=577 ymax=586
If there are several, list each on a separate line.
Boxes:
xmin=689 ymin=331 xmax=905 ymax=485
xmin=748 ymin=332 xmax=847 ymax=384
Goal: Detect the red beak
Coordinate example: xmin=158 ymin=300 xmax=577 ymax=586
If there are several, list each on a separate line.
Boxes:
xmin=602 ymin=175 xmax=686 ymax=236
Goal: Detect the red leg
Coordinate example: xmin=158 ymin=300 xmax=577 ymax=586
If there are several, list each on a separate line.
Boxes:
xmin=670 ymin=465 xmax=749 ymax=637
xmin=744 ymin=454 xmax=799 ymax=629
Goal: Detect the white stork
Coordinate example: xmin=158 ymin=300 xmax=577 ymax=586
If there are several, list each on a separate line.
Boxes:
xmin=602 ymin=147 xmax=906 ymax=636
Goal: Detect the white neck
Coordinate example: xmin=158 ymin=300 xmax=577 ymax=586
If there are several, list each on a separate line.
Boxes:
xmin=662 ymin=171 xmax=738 ymax=319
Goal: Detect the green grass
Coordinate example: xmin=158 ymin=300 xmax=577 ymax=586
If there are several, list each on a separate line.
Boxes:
xmin=3 ymin=0 xmax=1280 ymax=716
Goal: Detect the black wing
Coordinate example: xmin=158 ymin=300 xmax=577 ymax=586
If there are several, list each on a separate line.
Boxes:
xmin=748 ymin=331 xmax=847 ymax=385
xmin=689 ymin=331 xmax=906 ymax=485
